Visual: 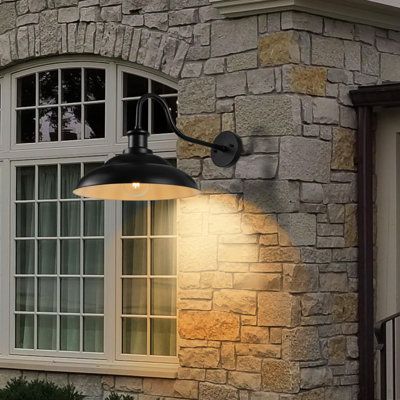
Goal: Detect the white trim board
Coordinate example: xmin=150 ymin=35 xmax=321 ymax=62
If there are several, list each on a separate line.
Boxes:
xmin=210 ymin=0 xmax=400 ymax=30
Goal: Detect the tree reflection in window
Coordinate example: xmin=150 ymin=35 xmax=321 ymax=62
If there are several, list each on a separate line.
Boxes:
xmin=16 ymin=67 xmax=106 ymax=143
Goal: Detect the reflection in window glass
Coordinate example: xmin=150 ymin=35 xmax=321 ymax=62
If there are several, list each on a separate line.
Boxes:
xmin=62 ymin=69 xmax=81 ymax=103
xmin=39 ymin=108 xmax=58 ymax=142
xmin=39 ymin=70 xmax=58 ymax=105
xmin=16 ymin=67 xmax=106 ymax=143
xmin=85 ymin=69 xmax=105 ymax=101
xmin=62 ymin=106 xmax=81 ymax=141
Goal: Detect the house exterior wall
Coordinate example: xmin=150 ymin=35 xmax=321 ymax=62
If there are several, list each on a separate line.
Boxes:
xmin=0 ymin=0 xmax=399 ymax=399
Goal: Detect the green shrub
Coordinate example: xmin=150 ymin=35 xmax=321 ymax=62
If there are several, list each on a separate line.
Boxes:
xmin=0 ymin=378 xmax=84 ymax=400
xmin=104 ymin=394 xmax=134 ymax=400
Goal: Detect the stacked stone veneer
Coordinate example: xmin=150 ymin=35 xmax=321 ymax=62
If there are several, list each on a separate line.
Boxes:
xmin=1 ymin=0 xmax=399 ymax=398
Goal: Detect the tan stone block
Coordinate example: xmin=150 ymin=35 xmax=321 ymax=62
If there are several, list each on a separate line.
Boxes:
xmin=241 ymin=326 xmax=269 ymax=344
xmin=206 ymin=369 xmax=227 ymax=384
xmin=178 ymin=367 xmax=205 ymax=381
xmin=210 ymin=194 xmax=243 ymax=213
xmin=218 ymin=243 xmax=259 ymax=262
xmin=283 ymin=264 xmax=319 ymax=293
xmin=259 ymin=31 xmax=300 ymax=66
xmin=0 ymin=370 xmax=21 ymax=388
xmin=143 ymin=378 xmax=175 ymax=396
xmin=259 ymin=234 xmax=279 ymax=246
xmin=214 ymin=289 xmax=257 ymax=315
xmin=261 ymin=359 xmax=300 ymax=393
xmin=284 ymin=65 xmax=327 ymax=96
xmin=179 ymin=213 xmax=205 ymax=235
xmin=222 ymin=112 xmax=236 ymax=131
xmin=235 ymin=343 xmax=281 ymax=358
xmin=242 ymin=213 xmax=278 ymax=234
xmin=179 ymin=347 xmax=220 ymax=368
xmin=200 ymin=271 xmax=233 ymax=289
xmin=178 ymin=299 xmax=212 ymax=310
xmin=345 ymin=204 xmax=357 ymax=247
xmin=221 ymin=342 xmax=236 ymax=370
xmin=270 ymin=327 xmax=282 ymax=344
xmin=327 ymin=336 xmax=347 ymax=365
xmin=209 ymin=213 xmax=242 ymax=234
xmin=179 ymin=289 xmax=213 ymax=299
xmin=179 ymin=311 xmax=240 ymax=341
xmin=220 ymin=234 xmax=258 ymax=244
xmin=258 ymin=292 xmax=301 ymax=327
xmin=236 ymin=356 xmax=262 ymax=372
xmin=179 ymin=273 xmax=201 ymax=289
xmin=180 ymin=195 xmax=209 ymax=213
xmin=177 ymin=114 xmax=220 ymax=158
xmin=179 ymin=339 xmax=208 ymax=348
xmin=219 ymin=262 xmax=249 ymax=272
xmin=331 ymin=127 xmax=356 ymax=171
xmin=179 ymin=236 xmax=218 ymax=271
xmin=174 ymin=380 xmax=198 ymax=399
xmin=228 ymin=371 xmax=261 ymax=390
xmin=332 ymin=293 xmax=358 ymax=322
xmin=250 ymin=263 xmax=283 ymax=273
xmin=282 ymin=327 xmax=321 ymax=361
xmin=241 ymin=315 xmax=257 ymax=326
xmin=114 ymin=376 xmax=142 ymax=392
xmin=259 ymin=247 xmax=300 ymax=263
xmin=233 ymin=272 xmax=281 ymax=291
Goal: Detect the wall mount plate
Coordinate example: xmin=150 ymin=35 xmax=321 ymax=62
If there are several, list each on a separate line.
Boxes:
xmin=211 ymin=131 xmax=242 ymax=167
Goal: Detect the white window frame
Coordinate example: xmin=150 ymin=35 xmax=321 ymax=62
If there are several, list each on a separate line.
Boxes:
xmin=0 ymin=57 xmax=179 ymax=378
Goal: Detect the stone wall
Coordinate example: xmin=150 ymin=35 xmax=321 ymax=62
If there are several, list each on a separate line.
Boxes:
xmin=1 ymin=0 xmax=400 ymax=399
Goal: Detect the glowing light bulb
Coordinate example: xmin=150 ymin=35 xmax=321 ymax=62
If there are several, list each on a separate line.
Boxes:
xmin=131 ymin=182 xmax=141 ymax=189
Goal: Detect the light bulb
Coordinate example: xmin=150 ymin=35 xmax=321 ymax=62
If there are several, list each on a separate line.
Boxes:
xmin=131 ymin=182 xmax=141 ymax=189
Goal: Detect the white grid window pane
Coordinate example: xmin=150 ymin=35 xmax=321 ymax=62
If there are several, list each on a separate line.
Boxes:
xmin=14 ymin=162 xmax=105 ymax=354
xmin=15 ymin=68 xmax=106 ymax=144
xmin=121 ymin=200 xmax=177 ymax=357
xmin=122 ymin=73 xmax=178 ymax=136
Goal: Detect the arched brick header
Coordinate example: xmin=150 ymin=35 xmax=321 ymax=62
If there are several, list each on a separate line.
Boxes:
xmin=0 ymin=8 xmax=190 ymax=79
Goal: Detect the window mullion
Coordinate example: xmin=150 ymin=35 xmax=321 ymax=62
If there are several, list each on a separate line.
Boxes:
xmin=147 ymin=201 xmax=151 ymax=357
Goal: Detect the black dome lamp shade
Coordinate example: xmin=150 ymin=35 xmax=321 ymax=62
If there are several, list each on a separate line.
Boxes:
xmin=73 ymin=93 xmax=242 ymax=201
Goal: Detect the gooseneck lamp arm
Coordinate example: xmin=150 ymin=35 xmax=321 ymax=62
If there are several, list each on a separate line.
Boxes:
xmin=130 ymin=93 xmax=242 ymax=168
xmin=73 ymin=93 xmax=242 ymax=201
xmin=134 ymin=93 xmax=228 ymax=153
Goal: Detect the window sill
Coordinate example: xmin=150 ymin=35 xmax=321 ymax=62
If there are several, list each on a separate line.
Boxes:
xmin=0 ymin=356 xmax=178 ymax=378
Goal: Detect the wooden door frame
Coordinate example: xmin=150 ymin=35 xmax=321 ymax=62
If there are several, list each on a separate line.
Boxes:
xmin=350 ymin=83 xmax=400 ymax=400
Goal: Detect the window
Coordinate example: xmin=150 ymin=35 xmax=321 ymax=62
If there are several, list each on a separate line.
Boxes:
xmin=0 ymin=59 xmax=179 ymax=377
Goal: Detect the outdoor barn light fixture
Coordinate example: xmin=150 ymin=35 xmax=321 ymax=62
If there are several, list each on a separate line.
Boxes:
xmin=74 ymin=93 xmax=242 ymax=201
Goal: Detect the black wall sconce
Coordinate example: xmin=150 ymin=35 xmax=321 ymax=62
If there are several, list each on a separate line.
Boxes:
xmin=74 ymin=93 xmax=242 ymax=201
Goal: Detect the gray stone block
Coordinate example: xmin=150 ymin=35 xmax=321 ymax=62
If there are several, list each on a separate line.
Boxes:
xmin=313 ymin=97 xmax=339 ymax=125
xmin=312 ymin=36 xmax=344 ymax=68
xmin=247 ymin=68 xmax=275 ymax=95
xmin=178 ymin=77 xmax=215 ymax=114
xmin=211 ymin=17 xmax=257 ymax=57
xmin=235 ymin=154 xmax=278 ymax=179
xmin=279 ymin=137 xmax=331 ymax=183
xmin=278 ymin=213 xmax=317 ymax=246
xmin=235 ymin=95 xmax=301 ymax=137
xmin=216 ymin=72 xmax=246 ymax=98
xmin=301 ymin=182 xmax=324 ymax=203
xmin=244 ymin=180 xmax=300 ymax=213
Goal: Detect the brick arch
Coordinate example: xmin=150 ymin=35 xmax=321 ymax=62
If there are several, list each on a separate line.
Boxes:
xmin=0 ymin=16 xmax=189 ymax=80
